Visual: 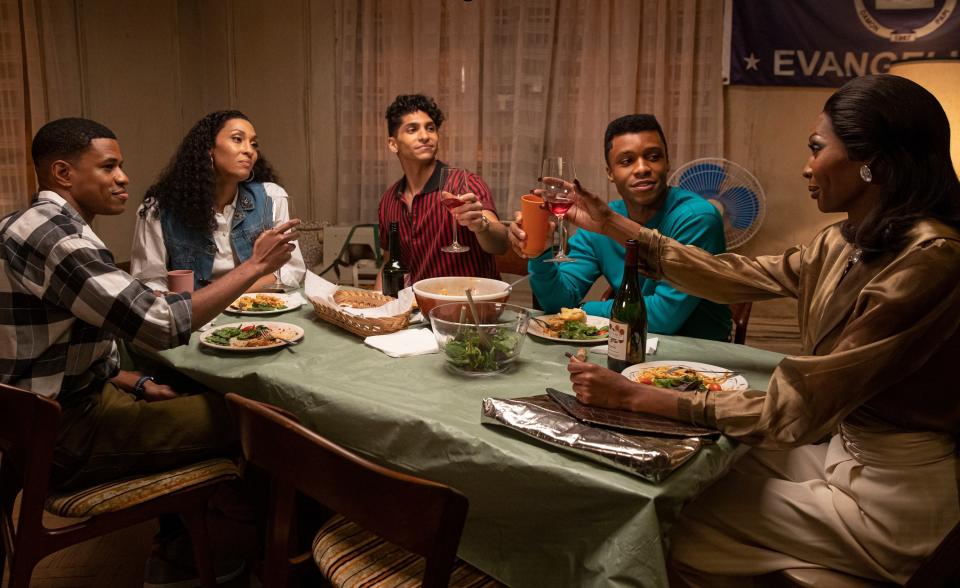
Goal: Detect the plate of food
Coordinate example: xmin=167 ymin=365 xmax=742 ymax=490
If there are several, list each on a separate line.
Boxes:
xmin=225 ymin=293 xmax=301 ymax=315
xmin=200 ymin=322 xmax=304 ymax=351
xmin=621 ymin=360 xmax=748 ymax=392
xmin=527 ymin=307 xmax=609 ymax=344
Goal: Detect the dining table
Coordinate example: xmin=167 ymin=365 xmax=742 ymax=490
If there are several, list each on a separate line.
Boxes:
xmin=149 ymin=298 xmax=785 ymax=588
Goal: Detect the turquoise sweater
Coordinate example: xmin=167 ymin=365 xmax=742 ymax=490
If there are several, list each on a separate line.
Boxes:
xmin=529 ymin=188 xmax=732 ymax=341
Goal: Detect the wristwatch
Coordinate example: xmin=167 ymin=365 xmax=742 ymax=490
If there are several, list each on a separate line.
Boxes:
xmin=133 ymin=375 xmax=155 ymax=398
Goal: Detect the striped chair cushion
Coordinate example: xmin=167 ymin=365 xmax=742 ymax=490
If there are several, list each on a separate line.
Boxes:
xmin=313 ymin=515 xmax=503 ymax=587
xmin=45 ymin=458 xmax=239 ymax=518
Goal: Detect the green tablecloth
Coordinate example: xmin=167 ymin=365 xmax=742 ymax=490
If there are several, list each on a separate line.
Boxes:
xmin=154 ymin=303 xmax=784 ymax=588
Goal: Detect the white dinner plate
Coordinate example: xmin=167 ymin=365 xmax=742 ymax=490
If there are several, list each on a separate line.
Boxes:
xmin=199 ymin=321 xmax=304 ymax=351
xmin=223 ymin=293 xmax=303 ymax=315
xmin=527 ymin=314 xmax=610 ymax=344
xmin=621 ymin=360 xmax=748 ymax=390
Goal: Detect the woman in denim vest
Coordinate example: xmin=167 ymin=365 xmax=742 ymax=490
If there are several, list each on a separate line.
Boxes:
xmin=131 ymin=110 xmax=305 ymax=292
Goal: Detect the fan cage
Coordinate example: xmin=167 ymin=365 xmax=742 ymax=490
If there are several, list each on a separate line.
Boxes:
xmin=668 ymin=157 xmax=766 ymax=249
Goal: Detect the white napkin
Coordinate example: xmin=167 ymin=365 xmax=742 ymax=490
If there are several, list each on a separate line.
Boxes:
xmin=364 ymin=328 xmax=439 ymax=358
xmin=285 ymin=291 xmax=308 ymax=307
xmin=304 ymin=270 xmax=414 ymax=317
xmin=589 ymin=337 xmax=658 ymax=356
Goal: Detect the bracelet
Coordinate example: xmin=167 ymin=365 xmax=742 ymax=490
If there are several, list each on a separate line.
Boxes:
xmin=133 ymin=375 xmax=155 ymax=397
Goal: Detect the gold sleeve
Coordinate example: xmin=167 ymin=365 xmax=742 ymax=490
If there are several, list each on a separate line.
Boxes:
xmin=677 ymin=236 xmax=960 ymax=448
xmin=635 ymin=228 xmax=808 ymax=304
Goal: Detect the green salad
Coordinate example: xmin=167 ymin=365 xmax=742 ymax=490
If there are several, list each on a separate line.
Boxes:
xmin=204 ymin=324 xmax=268 ymax=346
xmin=556 ymin=320 xmax=608 ymax=340
xmin=444 ymin=327 xmax=520 ymax=372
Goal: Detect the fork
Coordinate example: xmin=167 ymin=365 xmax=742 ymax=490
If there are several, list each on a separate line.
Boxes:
xmin=268 ymin=333 xmax=301 ymax=346
xmin=255 ymin=326 xmax=301 ymax=348
xmin=667 ymin=365 xmax=740 ymax=376
xmin=529 ymin=316 xmax=553 ymax=330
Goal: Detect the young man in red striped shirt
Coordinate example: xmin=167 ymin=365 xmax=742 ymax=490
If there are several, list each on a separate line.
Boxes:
xmin=376 ymin=94 xmax=509 ymax=287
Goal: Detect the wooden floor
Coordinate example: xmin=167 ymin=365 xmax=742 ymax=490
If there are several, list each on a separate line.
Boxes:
xmin=5 ymin=290 xmax=802 ymax=587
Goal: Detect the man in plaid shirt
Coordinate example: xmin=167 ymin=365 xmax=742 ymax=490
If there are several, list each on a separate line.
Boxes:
xmin=0 ymin=118 xmax=298 ymax=490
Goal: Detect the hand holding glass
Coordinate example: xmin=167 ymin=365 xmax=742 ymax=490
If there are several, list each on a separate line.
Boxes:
xmin=263 ymin=223 xmax=295 ymax=292
xmin=439 ymin=167 xmax=470 ymax=254
xmin=541 ymin=157 xmax=577 ymax=263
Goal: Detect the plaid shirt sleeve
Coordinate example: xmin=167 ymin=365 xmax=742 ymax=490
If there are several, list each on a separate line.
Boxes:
xmin=6 ymin=200 xmax=192 ymax=352
xmin=2 ymin=196 xmax=193 ymax=398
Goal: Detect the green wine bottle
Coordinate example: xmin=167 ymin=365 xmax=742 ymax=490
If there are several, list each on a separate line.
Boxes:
xmin=382 ymin=222 xmax=408 ymax=298
xmin=607 ymin=239 xmax=647 ymax=372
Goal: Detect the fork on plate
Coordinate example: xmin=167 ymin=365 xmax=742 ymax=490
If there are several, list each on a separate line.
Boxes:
xmin=529 ymin=316 xmax=553 ymax=330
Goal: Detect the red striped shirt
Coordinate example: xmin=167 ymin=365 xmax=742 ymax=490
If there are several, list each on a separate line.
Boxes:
xmin=378 ymin=162 xmax=501 ymax=283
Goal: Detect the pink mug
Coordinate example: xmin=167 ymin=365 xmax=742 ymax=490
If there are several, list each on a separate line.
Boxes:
xmin=167 ymin=270 xmax=194 ymax=293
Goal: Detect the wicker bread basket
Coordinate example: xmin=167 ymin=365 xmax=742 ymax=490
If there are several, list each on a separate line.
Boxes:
xmin=309 ymin=289 xmax=411 ymax=337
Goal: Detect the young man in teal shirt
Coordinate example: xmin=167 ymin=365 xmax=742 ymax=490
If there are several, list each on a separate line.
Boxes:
xmin=509 ymin=114 xmax=732 ymax=341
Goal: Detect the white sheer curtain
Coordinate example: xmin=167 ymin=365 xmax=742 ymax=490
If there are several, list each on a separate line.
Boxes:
xmin=335 ymin=0 xmax=725 ymax=224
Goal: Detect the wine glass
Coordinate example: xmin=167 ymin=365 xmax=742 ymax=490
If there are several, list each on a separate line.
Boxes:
xmin=540 ymin=156 xmax=577 ymax=263
xmin=439 ymin=167 xmax=470 ymax=254
xmin=262 ymin=224 xmax=295 ymax=293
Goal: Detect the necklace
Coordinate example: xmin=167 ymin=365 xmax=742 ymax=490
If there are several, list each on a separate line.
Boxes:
xmin=840 ymin=248 xmax=863 ymax=281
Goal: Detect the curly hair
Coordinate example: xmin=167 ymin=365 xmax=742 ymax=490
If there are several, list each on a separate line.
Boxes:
xmin=824 ymin=74 xmax=960 ymax=257
xmin=385 ymin=94 xmax=445 ymax=137
xmin=142 ymin=110 xmax=279 ymax=231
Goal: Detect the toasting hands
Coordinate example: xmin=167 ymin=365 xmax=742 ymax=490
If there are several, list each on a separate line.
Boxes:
xmin=535 ymin=178 xmax=614 ymax=235
xmin=447 ymin=192 xmax=492 ymax=233
xmin=508 ymin=210 xmax=556 ymax=259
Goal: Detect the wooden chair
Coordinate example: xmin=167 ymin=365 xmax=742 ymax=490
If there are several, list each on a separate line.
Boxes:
xmin=225 ymin=393 xmax=501 ymax=588
xmin=730 ymin=301 xmax=752 ymax=345
xmin=0 ymin=383 xmax=238 ymax=588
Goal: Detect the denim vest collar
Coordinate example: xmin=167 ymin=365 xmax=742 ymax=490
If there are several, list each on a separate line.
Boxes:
xmin=160 ymin=182 xmax=273 ymax=289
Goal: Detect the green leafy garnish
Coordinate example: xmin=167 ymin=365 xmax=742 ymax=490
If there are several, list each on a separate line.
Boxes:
xmin=444 ymin=327 xmax=520 ymax=372
xmin=652 ymin=375 xmax=705 ymax=392
xmin=557 ymin=321 xmax=607 ymax=340
xmin=204 ymin=325 xmax=268 ymax=346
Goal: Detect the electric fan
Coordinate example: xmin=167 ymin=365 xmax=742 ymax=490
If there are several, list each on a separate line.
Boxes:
xmin=668 ymin=158 xmax=766 ymax=249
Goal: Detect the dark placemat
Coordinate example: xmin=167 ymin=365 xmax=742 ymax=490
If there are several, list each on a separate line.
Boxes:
xmin=546 ymin=388 xmax=719 ymax=438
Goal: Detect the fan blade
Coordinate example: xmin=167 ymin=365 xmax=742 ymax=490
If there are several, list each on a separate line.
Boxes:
xmin=677 ymin=162 xmax=726 ymax=198
xmin=716 ymin=186 xmax=760 ymax=230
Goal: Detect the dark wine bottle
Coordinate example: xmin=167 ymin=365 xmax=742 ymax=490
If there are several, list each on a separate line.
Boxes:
xmin=607 ymin=239 xmax=647 ymax=372
xmin=382 ymin=222 xmax=408 ymax=298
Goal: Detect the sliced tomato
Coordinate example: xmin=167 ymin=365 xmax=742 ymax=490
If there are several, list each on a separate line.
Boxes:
xmin=241 ymin=325 xmax=256 ymax=332
xmin=708 ymin=383 xmax=722 ymax=391
xmin=640 ymin=376 xmax=654 ymax=385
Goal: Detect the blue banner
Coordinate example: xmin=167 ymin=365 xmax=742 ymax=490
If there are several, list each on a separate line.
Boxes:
xmin=729 ymin=0 xmax=960 ymax=86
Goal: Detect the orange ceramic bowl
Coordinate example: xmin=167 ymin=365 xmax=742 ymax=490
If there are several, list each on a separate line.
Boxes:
xmin=412 ymin=276 xmax=511 ymax=319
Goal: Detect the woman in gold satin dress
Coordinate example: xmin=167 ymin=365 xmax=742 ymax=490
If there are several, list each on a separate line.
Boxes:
xmin=562 ymin=74 xmax=960 ymax=585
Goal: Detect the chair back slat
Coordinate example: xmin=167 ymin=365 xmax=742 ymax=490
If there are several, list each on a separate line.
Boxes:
xmin=227 ymin=393 xmax=468 ymax=584
xmin=0 ymin=384 xmax=60 ymax=492
xmin=1 ymin=384 xmax=62 ymax=563
xmin=730 ymin=301 xmax=753 ymax=345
